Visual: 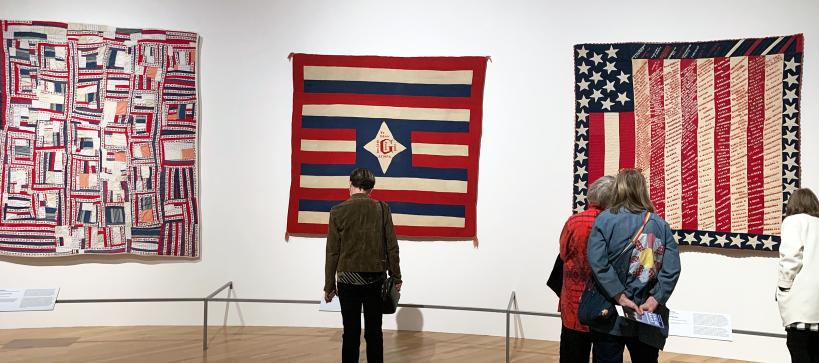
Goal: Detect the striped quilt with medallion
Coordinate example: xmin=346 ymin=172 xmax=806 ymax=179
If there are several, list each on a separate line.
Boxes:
xmin=287 ymin=54 xmax=487 ymax=239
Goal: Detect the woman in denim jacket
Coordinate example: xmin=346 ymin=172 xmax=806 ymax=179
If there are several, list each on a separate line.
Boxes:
xmin=586 ymin=169 xmax=682 ymax=363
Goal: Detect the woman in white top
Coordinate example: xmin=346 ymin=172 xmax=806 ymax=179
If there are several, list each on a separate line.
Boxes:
xmin=777 ymin=188 xmax=819 ymax=362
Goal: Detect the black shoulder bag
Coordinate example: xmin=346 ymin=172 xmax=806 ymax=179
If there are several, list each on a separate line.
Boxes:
xmin=546 ymin=256 xmax=563 ymax=297
xmin=578 ymin=212 xmax=650 ymax=325
xmin=379 ymin=201 xmax=400 ymax=314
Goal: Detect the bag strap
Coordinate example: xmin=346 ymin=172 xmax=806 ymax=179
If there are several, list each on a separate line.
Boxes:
xmin=586 ymin=212 xmax=653 ymax=294
xmin=379 ymin=201 xmax=391 ymax=272
xmin=613 ymin=212 xmax=652 ymax=261
xmin=632 ymin=212 xmax=652 ymax=243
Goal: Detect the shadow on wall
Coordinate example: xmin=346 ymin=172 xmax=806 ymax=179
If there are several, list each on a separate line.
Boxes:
xmin=396 ymin=307 xmax=424 ymax=331
xmin=392 ymin=307 xmax=428 ymax=362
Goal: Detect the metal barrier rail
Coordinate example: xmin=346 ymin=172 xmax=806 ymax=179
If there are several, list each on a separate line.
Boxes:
xmin=203 ymin=281 xmax=233 ymax=350
xmin=57 ymin=298 xmax=204 ymax=303
xmin=52 ymin=281 xmax=787 ymax=361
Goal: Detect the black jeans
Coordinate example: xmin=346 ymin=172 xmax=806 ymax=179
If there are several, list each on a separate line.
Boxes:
xmin=787 ymin=328 xmax=819 ymax=363
xmin=338 ymin=282 xmax=383 ymax=363
xmin=560 ymin=326 xmax=592 ymax=363
xmin=591 ymin=331 xmax=659 ymax=363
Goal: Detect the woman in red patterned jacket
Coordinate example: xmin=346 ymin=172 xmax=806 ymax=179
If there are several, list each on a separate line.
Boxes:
xmin=558 ymin=175 xmax=615 ymax=362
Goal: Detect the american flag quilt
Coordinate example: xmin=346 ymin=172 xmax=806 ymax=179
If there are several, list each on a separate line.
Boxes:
xmin=573 ymin=34 xmax=803 ymax=251
xmin=0 ymin=20 xmax=200 ymax=257
xmin=287 ymin=54 xmax=487 ymax=239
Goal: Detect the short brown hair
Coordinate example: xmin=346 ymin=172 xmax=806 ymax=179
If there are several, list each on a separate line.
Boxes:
xmin=610 ymin=168 xmax=654 ymax=214
xmin=350 ymin=168 xmax=375 ymax=190
xmin=786 ymin=188 xmax=819 ymax=218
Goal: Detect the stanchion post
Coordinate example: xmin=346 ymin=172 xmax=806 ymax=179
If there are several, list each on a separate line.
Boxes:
xmin=203 ymin=299 xmax=209 ymax=351
xmin=505 ymin=309 xmax=510 ymax=362
xmin=203 ymin=281 xmax=233 ymax=351
xmin=505 ymin=291 xmax=516 ymax=363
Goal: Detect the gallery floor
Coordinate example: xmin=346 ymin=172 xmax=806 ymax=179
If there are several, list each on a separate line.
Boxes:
xmin=0 ymin=326 xmax=753 ymax=362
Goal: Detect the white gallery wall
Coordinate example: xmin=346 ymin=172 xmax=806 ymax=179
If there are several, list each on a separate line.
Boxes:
xmin=0 ymin=0 xmax=816 ymax=361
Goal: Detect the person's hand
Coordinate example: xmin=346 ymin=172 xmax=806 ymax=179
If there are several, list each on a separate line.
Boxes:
xmin=640 ymin=296 xmax=659 ymax=313
xmin=615 ymin=292 xmax=643 ymax=314
xmin=324 ymin=291 xmax=336 ymax=303
xmin=395 ymin=282 xmax=403 ymax=292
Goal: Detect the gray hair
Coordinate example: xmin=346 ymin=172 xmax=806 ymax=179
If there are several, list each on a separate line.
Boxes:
xmin=588 ymin=175 xmax=615 ymax=209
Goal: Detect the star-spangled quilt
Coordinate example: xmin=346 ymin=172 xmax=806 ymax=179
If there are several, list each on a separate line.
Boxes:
xmin=287 ymin=54 xmax=487 ymax=239
xmin=573 ymin=34 xmax=803 ymax=251
xmin=0 ymin=20 xmax=200 ymax=257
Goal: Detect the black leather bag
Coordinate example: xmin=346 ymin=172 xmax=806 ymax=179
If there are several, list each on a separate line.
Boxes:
xmin=578 ymin=212 xmax=650 ymax=325
xmin=381 ymin=275 xmax=400 ymax=314
xmin=547 ymin=255 xmax=563 ymax=297
xmin=379 ymin=201 xmax=400 ymax=314
xmin=578 ymin=276 xmax=617 ymax=325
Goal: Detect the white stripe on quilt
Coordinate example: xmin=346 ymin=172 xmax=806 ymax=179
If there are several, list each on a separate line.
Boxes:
xmin=663 ymin=59 xmax=683 ymax=229
xmin=300 ymin=140 xmax=356 ymax=152
xmin=763 ymin=54 xmax=784 ymax=235
xmin=298 ymin=211 xmax=329 ymax=224
xmin=696 ymin=58 xmax=717 ymax=231
xmin=631 ymin=59 xmax=652 ymax=188
xmin=603 ymin=112 xmax=620 ymax=176
xmin=393 ymin=214 xmax=465 ymax=228
xmin=761 ymin=37 xmax=784 ymax=56
xmin=729 ymin=56 xmax=750 ymax=233
xmin=299 ymin=211 xmax=465 ymax=228
xmin=411 ymin=143 xmax=469 ymax=156
xmin=725 ymin=40 xmax=745 ymax=58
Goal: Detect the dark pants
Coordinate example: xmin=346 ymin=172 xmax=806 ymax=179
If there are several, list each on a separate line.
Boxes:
xmin=560 ymin=326 xmax=592 ymax=363
xmin=338 ymin=282 xmax=383 ymax=363
xmin=787 ymin=328 xmax=819 ymax=363
xmin=591 ymin=331 xmax=659 ymax=363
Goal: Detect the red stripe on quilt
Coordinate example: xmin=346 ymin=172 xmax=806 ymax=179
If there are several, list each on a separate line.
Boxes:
xmin=746 ymin=56 xmax=766 ymax=234
xmin=744 ymin=38 xmax=764 ymax=57
xmin=300 ymin=151 xmax=357 ymax=165
xmin=411 ymin=131 xmax=470 ymax=144
xmin=648 ymin=59 xmax=666 ymax=217
xmin=618 ymin=112 xmax=636 ymax=170
xmin=32 ymin=21 xmax=69 ymax=28
xmin=299 ymin=128 xmax=356 ymax=141
xmin=713 ymin=57 xmax=733 ymax=232
xmin=588 ymin=112 xmax=605 ymax=185
xmin=680 ymin=59 xmax=699 ymax=230
xmin=299 ymin=188 xmax=470 ymax=205
xmin=287 ymin=54 xmax=305 ymax=238
xmin=779 ymin=36 xmax=796 ymax=55
xmin=412 ymin=154 xmax=470 ymax=169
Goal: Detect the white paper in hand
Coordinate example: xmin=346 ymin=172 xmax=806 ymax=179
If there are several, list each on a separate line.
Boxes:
xmin=615 ymin=305 xmax=665 ymax=329
xmin=319 ymin=295 xmax=341 ymax=312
